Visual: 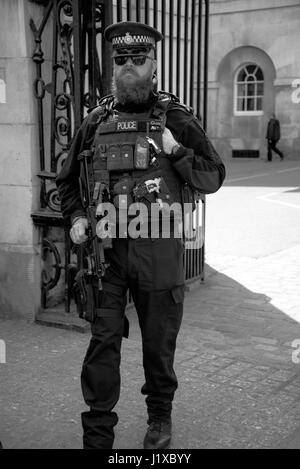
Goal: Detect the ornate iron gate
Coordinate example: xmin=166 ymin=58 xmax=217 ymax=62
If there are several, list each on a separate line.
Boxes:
xmin=30 ymin=0 xmax=209 ymax=322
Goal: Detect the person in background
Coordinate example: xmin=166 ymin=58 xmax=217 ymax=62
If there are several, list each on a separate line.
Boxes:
xmin=266 ymin=113 xmax=284 ymax=161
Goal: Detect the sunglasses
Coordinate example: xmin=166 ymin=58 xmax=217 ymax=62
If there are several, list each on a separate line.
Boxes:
xmin=113 ymin=54 xmax=154 ymax=66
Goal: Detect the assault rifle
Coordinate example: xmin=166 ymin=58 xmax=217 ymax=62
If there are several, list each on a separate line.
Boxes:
xmin=73 ymin=149 xmax=110 ymax=323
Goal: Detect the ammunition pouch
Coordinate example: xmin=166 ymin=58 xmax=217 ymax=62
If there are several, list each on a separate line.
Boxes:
xmin=107 ymin=144 xmax=135 ymax=172
xmin=112 ymin=177 xmax=135 ymax=208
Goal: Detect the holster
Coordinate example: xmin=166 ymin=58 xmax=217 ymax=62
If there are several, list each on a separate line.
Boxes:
xmin=73 ymin=270 xmax=98 ymax=323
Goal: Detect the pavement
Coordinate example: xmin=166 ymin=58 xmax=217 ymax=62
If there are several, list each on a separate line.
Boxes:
xmin=1 ymin=158 xmax=300 ymax=449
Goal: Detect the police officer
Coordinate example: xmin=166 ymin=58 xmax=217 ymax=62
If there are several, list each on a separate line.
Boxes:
xmin=56 ymin=21 xmax=225 ymax=449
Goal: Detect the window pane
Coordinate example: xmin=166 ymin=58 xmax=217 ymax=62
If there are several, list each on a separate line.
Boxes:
xmin=237 ymin=84 xmax=246 ymax=96
xmin=247 ymin=76 xmax=255 ymax=82
xmin=237 ymin=68 xmax=247 ymax=82
xmin=247 ymin=98 xmax=255 ymax=111
xmin=247 ymin=83 xmax=255 ymax=96
xmin=237 ymin=98 xmax=245 ymax=111
xmin=256 ymin=68 xmax=264 ymax=80
xmin=256 ymin=97 xmax=263 ymax=110
xmin=246 ymin=64 xmax=256 ymax=74
xmin=257 ymin=82 xmax=264 ymax=95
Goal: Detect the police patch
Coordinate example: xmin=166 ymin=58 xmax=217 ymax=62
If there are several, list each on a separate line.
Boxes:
xmin=117 ymin=120 xmax=138 ymax=132
xmin=150 ymin=121 xmax=162 ymax=132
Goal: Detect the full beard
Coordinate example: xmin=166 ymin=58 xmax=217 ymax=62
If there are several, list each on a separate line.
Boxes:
xmin=113 ymin=70 xmax=154 ymax=106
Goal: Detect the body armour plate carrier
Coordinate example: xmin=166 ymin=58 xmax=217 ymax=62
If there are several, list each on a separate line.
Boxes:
xmin=90 ymin=93 xmax=188 ymax=224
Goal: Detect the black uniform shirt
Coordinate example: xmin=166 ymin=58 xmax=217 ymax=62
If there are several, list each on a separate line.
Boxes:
xmin=56 ymin=94 xmax=226 ymax=225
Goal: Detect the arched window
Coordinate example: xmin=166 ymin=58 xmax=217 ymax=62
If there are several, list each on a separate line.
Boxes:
xmin=234 ymin=64 xmax=264 ymax=115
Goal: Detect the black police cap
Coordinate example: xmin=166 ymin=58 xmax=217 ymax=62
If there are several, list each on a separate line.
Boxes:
xmin=104 ymin=21 xmax=163 ymax=50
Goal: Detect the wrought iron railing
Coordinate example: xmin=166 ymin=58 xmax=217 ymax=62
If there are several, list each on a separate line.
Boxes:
xmin=29 ymin=0 xmax=209 ymax=316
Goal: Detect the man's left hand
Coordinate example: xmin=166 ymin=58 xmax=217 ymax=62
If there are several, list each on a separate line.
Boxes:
xmin=162 ymin=128 xmax=180 ymax=155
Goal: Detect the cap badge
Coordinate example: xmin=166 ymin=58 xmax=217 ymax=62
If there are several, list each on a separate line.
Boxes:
xmin=124 ymin=32 xmax=133 ymax=45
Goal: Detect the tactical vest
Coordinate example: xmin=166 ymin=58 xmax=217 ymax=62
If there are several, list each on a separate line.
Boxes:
xmin=90 ymin=92 xmax=189 ymax=219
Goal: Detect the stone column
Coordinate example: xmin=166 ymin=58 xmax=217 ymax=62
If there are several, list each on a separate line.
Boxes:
xmin=0 ymin=0 xmax=42 ymax=319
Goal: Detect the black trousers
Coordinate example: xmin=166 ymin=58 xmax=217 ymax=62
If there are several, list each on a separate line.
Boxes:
xmin=81 ymin=237 xmax=185 ymax=449
xmin=267 ymin=139 xmax=283 ymax=161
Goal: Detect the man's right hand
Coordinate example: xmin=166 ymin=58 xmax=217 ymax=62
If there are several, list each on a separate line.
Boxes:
xmin=70 ymin=217 xmax=88 ymax=244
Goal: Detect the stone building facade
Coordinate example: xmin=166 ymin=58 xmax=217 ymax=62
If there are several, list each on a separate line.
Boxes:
xmin=208 ymin=0 xmax=300 ymax=160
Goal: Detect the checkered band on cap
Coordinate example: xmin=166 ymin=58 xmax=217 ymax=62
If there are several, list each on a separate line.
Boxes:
xmin=105 ymin=22 xmax=163 ymax=47
xmin=112 ymin=32 xmax=156 ymax=47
